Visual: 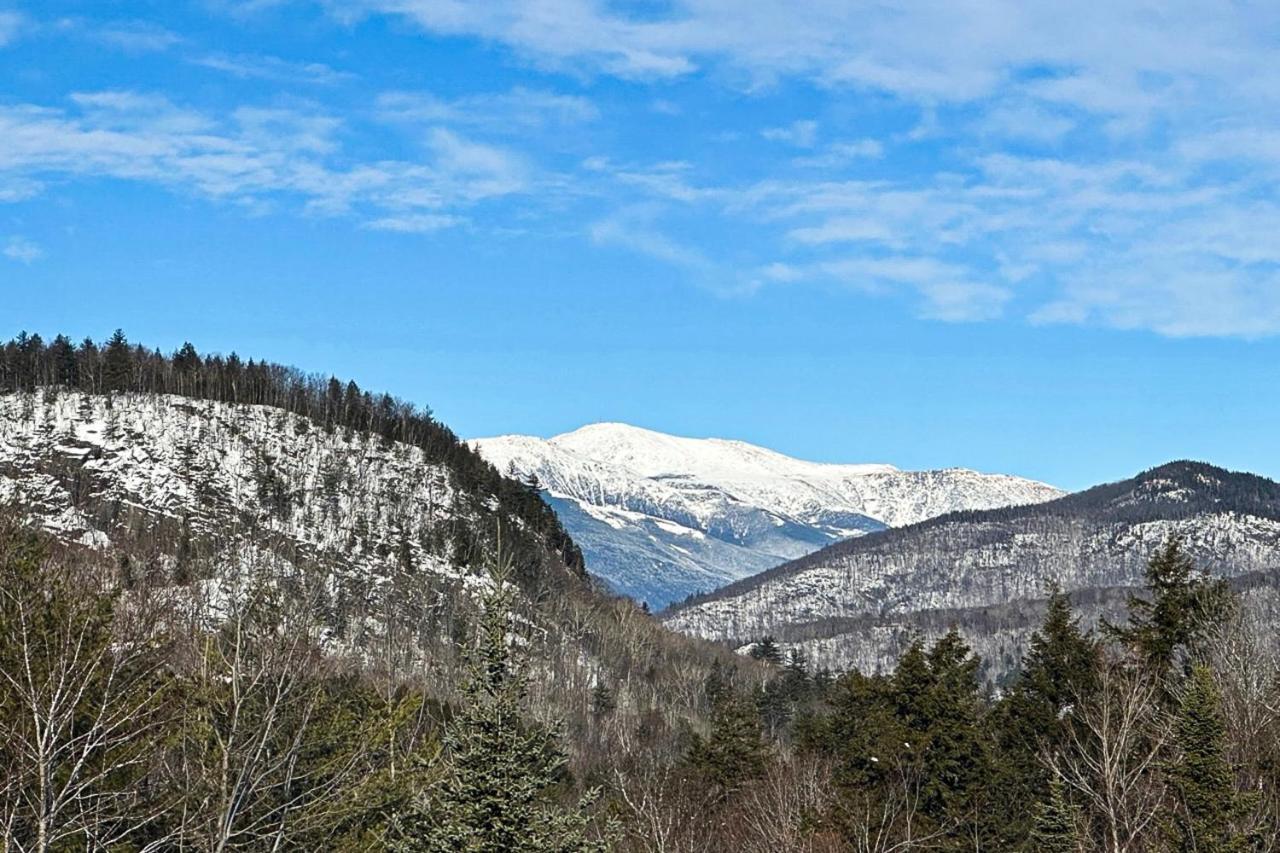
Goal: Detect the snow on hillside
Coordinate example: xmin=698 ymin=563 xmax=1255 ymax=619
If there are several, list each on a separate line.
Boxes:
xmin=0 ymin=390 xmax=467 ymax=583
xmin=661 ymin=461 xmax=1280 ymax=674
xmin=472 ymin=422 xmax=1064 ymax=607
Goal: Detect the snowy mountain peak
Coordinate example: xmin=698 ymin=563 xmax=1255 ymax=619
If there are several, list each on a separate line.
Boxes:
xmin=472 ymin=423 xmax=1064 ymax=608
xmin=548 ymin=422 xmax=899 ymax=481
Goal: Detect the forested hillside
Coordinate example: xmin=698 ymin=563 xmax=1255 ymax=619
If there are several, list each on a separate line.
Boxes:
xmin=665 ymin=462 xmax=1280 ymax=676
xmin=2 ymin=331 xmax=1279 ymax=851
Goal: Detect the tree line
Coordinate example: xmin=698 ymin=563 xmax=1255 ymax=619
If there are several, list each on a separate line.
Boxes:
xmin=0 ymin=330 xmax=583 ymax=580
xmin=3 ymin=504 xmax=1276 ymax=850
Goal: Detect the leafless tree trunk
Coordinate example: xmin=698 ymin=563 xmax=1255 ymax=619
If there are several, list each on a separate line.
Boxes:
xmin=0 ymin=542 xmax=173 ymax=852
xmin=1049 ymin=654 xmax=1171 ymax=853
xmin=164 ymin=567 xmax=363 ymax=851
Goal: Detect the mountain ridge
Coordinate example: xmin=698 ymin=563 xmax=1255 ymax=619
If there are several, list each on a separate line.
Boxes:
xmin=661 ymin=459 xmax=1280 ymax=674
xmin=668 ymin=459 xmax=1280 ymax=611
xmin=473 ymin=422 xmax=1064 ymax=607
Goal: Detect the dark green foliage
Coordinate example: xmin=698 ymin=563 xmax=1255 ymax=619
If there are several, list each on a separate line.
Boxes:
xmin=1108 ymin=537 xmax=1233 ymax=671
xmin=1165 ymin=666 xmax=1252 ymax=852
xmin=392 ymin=565 xmax=606 ymax=852
xmin=590 ymin=683 xmax=616 ymax=720
xmin=102 ymin=328 xmax=133 ymax=392
xmin=749 ymin=635 xmax=783 ymax=664
xmin=801 ymin=631 xmax=994 ymax=848
xmin=1029 ymin=778 xmax=1082 ymax=853
xmin=989 ymin=585 xmax=1099 ymax=846
xmin=687 ymin=692 xmax=769 ymax=793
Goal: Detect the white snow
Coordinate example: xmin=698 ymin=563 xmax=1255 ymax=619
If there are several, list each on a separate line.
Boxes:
xmin=471 ymin=422 xmax=1064 ymax=607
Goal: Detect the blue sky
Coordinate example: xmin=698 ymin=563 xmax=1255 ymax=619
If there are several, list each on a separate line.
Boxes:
xmin=3 ymin=1 xmax=1279 ymax=490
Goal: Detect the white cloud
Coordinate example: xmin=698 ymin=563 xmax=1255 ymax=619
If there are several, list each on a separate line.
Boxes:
xmin=378 ymin=87 xmax=597 ymax=131
xmin=3 ymin=236 xmax=43 ymax=264
xmin=1034 ymin=265 xmax=1280 ymax=339
xmin=819 ymin=256 xmax=1012 ymax=321
xmin=762 ymin=120 xmax=818 ymax=148
xmin=363 ymin=213 xmax=463 ymax=233
xmin=0 ymin=91 xmax=532 ymax=227
xmin=348 ymin=1 xmax=1280 ymax=125
xmin=92 ymin=21 xmax=183 ymax=53
xmin=589 ymin=211 xmax=711 ymax=273
xmin=192 ymin=52 xmax=353 ymax=85
xmin=793 ymin=139 xmax=883 ymax=168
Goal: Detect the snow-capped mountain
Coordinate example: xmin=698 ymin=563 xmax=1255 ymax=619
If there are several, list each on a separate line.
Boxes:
xmin=662 ymin=461 xmax=1280 ymax=676
xmin=471 ymin=423 xmax=1064 ymax=607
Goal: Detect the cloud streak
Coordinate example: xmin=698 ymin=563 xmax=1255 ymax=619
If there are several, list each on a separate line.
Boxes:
xmin=0 ymin=90 xmax=531 ymax=231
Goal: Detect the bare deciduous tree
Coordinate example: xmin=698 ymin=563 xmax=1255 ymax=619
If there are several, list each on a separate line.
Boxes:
xmin=1050 ymin=654 xmax=1171 ymax=853
xmin=0 ymin=532 xmax=173 ymax=852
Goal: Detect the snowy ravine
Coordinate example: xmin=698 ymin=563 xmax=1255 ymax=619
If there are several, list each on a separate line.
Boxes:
xmin=662 ymin=461 xmax=1280 ymax=676
xmin=471 ymin=423 xmax=1063 ymax=607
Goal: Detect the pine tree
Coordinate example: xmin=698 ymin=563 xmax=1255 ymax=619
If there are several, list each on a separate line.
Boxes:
xmin=1165 ymin=665 xmax=1251 ymax=852
xmin=1029 ymin=778 xmax=1082 ymax=853
xmin=990 ymin=586 xmax=1099 ymax=847
xmin=49 ymin=334 xmax=78 ymax=387
xmin=688 ymin=692 xmax=768 ymax=792
xmin=749 ymin=635 xmax=783 ymax=664
xmin=102 ymin=329 xmax=134 ymax=393
xmin=391 ymin=560 xmax=605 ymax=852
xmin=1108 ymin=537 xmax=1231 ymax=672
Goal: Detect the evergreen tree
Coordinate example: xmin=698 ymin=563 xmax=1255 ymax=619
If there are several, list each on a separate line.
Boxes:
xmin=781 ymin=648 xmax=811 ymax=696
xmin=589 ymin=683 xmax=615 ymax=721
xmin=704 ymin=658 xmax=731 ymax=710
xmin=49 ymin=334 xmax=78 ymax=387
xmin=102 ymin=329 xmax=134 ymax=392
xmin=749 ymin=635 xmax=783 ymax=664
xmin=687 ymin=691 xmax=768 ymax=793
xmin=1029 ymin=778 xmax=1082 ymax=853
xmin=1165 ymin=665 xmax=1252 ymax=852
xmin=1108 ymin=537 xmax=1231 ymax=672
xmin=392 ymin=560 xmax=605 ymax=852
xmin=990 ymin=586 xmax=1099 ymax=847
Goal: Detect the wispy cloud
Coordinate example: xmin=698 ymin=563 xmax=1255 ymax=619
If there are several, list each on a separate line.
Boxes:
xmin=192 ymin=52 xmax=353 ymax=85
xmin=793 ymin=139 xmax=884 ymax=168
xmin=377 ymin=87 xmax=598 ymax=132
xmin=0 ymin=91 xmax=531 ymax=228
xmin=3 ymin=236 xmax=43 ymax=264
xmin=362 ymin=213 xmax=464 ymax=233
xmin=762 ymin=120 xmax=818 ymax=148
xmin=589 ymin=209 xmax=712 ymax=273
xmin=91 ymin=20 xmax=183 ymax=53
xmin=12 ymin=1 xmax=1280 ymax=338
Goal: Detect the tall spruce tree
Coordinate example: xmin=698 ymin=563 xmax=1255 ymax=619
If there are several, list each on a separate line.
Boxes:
xmin=102 ymin=329 xmax=134 ymax=393
xmin=1108 ymin=537 xmax=1231 ymax=672
xmin=688 ymin=691 xmax=768 ymax=793
xmin=990 ymin=586 xmax=1098 ymax=847
xmin=391 ymin=559 xmax=605 ymax=852
xmin=1029 ymin=778 xmax=1082 ymax=853
xmin=1165 ymin=665 xmax=1252 ymax=852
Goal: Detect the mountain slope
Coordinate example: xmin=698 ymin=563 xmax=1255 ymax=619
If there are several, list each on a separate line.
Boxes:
xmin=473 ymin=423 xmax=1064 ymax=607
xmin=662 ymin=461 xmax=1280 ymax=673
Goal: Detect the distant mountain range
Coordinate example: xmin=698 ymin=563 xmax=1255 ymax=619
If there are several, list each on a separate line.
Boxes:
xmin=471 ymin=423 xmax=1064 ymax=607
xmin=662 ymin=461 xmax=1280 ymax=676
